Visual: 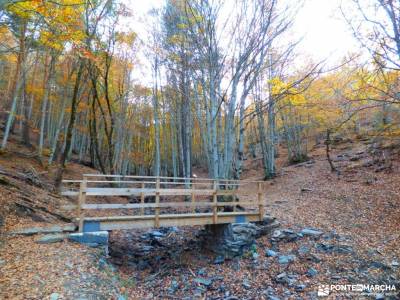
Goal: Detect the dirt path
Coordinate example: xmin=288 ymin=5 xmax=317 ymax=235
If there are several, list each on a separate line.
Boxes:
xmin=262 ymin=144 xmax=400 ymax=261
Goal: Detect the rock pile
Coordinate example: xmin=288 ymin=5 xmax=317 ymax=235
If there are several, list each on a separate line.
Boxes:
xmin=201 ymin=215 xmax=280 ymax=258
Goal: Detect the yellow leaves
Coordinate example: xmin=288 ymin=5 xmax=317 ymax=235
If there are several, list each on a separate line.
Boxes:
xmin=168 ymin=53 xmax=181 ymax=63
xmin=26 ymin=84 xmax=43 ymax=99
xmin=3 ymin=53 xmax=18 ymax=64
xmin=270 ymin=77 xmax=306 ymax=106
xmin=6 ymin=0 xmax=86 ymax=51
xmin=384 ymin=128 xmax=400 ymax=137
xmin=0 ymin=25 xmax=11 ymax=37
xmin=385 ymin=70 xmax=400 ymax=85
xmin=177 ymin=23 xmax=187 ymax=29
xmin=190 ymin=13 xmax=204 ymax=25
xmin=289 ymin=93 xmax=306 ymax=106
xmin=168 ymin=34 xmax=185 ymax=45
xmin=39 ymin=31 xmax=63 ymax=51
xmin=5 ymin=1 xmax=42 ymax=19
xmin=70 ymin=30 xmax=86 ymax=43
xmin=269 ymin=77 xmax=285 ymax=96
xmin=116 ymin=32 xmax=137 ymax=46
xmin=42 ymin=148 xmax=51 ymax=157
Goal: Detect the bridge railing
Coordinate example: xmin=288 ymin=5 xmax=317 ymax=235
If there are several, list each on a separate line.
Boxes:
xmin=62 ymin=174 xmax=265 ymax=231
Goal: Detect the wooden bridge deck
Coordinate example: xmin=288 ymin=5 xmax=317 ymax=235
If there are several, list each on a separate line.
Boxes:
xmin=62 ymin=174 xmax=266 ymax=232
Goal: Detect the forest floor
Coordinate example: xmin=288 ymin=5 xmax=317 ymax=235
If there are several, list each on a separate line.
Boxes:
xmin=0 ymin=135 xmax=399 ymax=299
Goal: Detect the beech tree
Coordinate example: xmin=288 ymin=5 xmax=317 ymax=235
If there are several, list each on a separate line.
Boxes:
xmin=0 ymin=0 xmax=399 ymax=187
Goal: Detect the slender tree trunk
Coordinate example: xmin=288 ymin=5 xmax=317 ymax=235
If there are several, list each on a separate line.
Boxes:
xmin=152 ymin=56 xmax=161 ymax=177
xmin=55 ymin=60 xmax=84 ymax=188
xmin=235 ymin=93 xmax=247 ymax=179
xmin=255 ymin=97 xmax=269 ymax=179
xmin=21 ymin=69 xmax=30 ymax=146
xmin=1 ymin=20 xmax=27 ymax=150
xmin=326 ymin=129 xmax=336 ymax=172
xmin=265 ymin=96 xmax=276 ymax=178
xmin=39 ymin=53 xmax=57 ymax=157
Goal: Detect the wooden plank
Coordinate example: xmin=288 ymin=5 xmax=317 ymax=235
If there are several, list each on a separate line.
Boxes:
xmin=89 ymin=212 xmax=261 ymax=230
xmin=83 ymin=174 xmax=215 ymax=181
xmin=61 ymin=191 xmax=79 ymax=196
xmin=63 ymin=188 xmax=243 ymax=197
xmin=81 ymin=201 xmax=256 ymax=210
xmin=81 ymin=174 xmax=266 ymax=184
xmin=159 ymin=188 xmax=216 ymax=196
xmin=215 ymin=201 xmax=254 ymax=206
xmin=62 ymin=180 xmax=83 ymax=183
xmin=63 ymin=188 xmax=245 ymax=198
xmin=81 ymin=211 xmax=259 ymax=222
xmin=63 ymin=201 xmax=257 ymax=210
xmin=65 ymin=179 xmax=240 ymax=186
xmin=215 ymin=190 xmax=237 ymax=196
xmin=83 ymin=187 xmax=215 ymax=196
xmin=60 ymin=204 xmax=78 ymax=211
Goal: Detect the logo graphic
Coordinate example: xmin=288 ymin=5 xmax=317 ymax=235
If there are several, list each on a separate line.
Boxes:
xmin=316 ymin=283 xmax=397 ymax=297
xmin=318 ymin=285 xmax=330 ymax=296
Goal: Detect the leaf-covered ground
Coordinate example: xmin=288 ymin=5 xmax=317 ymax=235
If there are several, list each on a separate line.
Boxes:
xmin=0 ymin=138 xmax=399 ymax=299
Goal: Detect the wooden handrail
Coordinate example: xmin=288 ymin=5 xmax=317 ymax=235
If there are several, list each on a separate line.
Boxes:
xmin=61 ymin=200 xmax=258 ymax=211
xmin=63 ymin=188 xmax=242 ymax=196
xmin=81 ymin=201 xmax=256 ymax=209
xmin=62 ymin=175 xmax=266 ymax=229
xmin=62 ymin=180 xmax=250 ymax=187
xmin=79 ymin=174 xmax=265 ymax=183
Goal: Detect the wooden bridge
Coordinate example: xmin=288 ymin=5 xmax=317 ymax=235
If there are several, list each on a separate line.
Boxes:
xmin=61 ymin=174 xmax=266 ymax=232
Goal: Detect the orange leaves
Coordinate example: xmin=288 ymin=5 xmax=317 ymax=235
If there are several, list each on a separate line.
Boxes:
xmin=130 ymin=151 xmax=145 ymax=164
xmin=77 ymin=102 xmax=89 ymax=113
xmin=0 ymin=25 xmax=13 ymax=40
xmin=79 ymin=49 xmax=97 ymax=61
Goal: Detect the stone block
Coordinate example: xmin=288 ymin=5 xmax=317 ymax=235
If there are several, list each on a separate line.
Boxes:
xmin=68 ymin=231 xmax=109 ymax=246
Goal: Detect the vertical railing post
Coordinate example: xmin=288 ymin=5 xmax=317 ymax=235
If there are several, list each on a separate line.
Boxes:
xmin=78 ymin=176 xmax=87 ymax=232
xmin=155 ymin=177 xmax=160 ymax=227
xmin=140 ymin=182 xmax=145 ymax=215
xmin=213 ymin=179 xmax=218 ymax=224
xmin=257 ymin=182 xmax=264 ymax=221
xmin=232 ymin=181 xmax=237 ymax=212
xmin=191 ymin=178 xmax=195 ymax=213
